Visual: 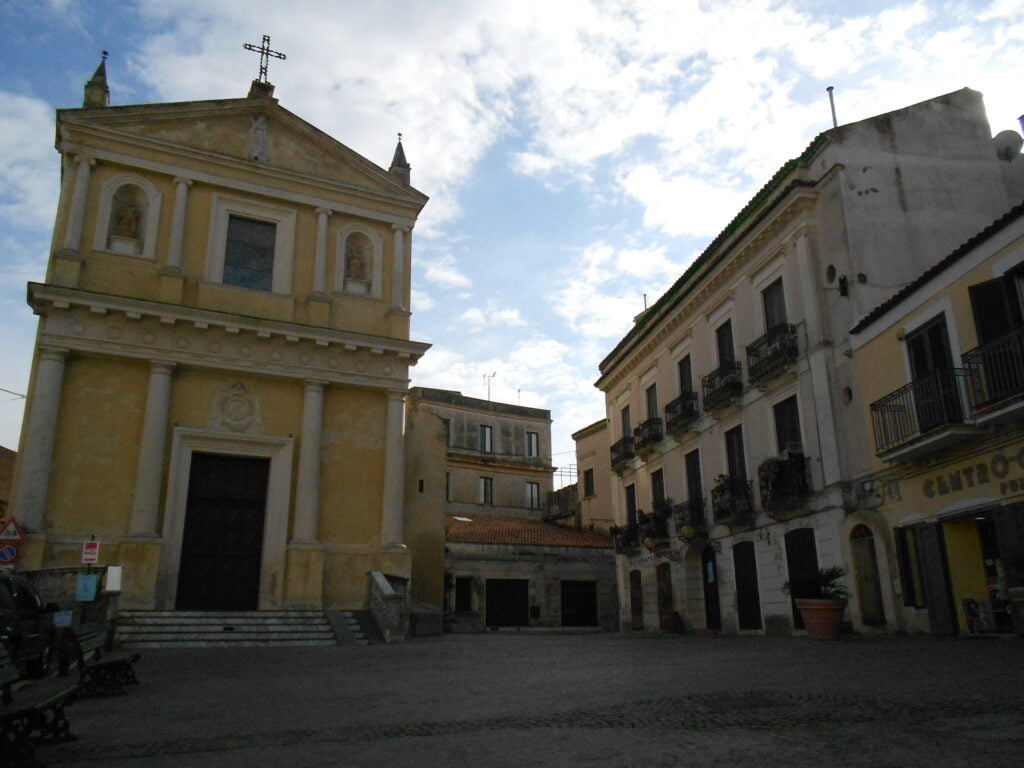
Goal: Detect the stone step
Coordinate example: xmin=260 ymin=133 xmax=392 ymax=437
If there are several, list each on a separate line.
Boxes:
xmin=119 ymin=615 xmax=331 ymax=627
xmin=120 ymin=638 xmax=339 ymax=648
xmin=116 ymin=610 xmax=338 ymax=648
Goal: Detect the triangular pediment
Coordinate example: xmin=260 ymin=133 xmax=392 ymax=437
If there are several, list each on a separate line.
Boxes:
xmin=59 ymin=98 xmax=426 ymax=204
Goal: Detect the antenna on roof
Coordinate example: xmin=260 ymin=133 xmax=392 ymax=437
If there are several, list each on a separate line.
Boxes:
xmin=827 ymin=86 xmax=838 ymax=128
xmin=483 ymin=371 xmax=497 ymax=401
xmin=643 ymin=293 xmax=648 ymax=310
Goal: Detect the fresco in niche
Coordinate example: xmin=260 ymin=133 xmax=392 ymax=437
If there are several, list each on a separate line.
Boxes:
xmin=344 ymin=232 xmax=372 ymax=294
xmin=108 ymin=184 xmax=145 ymax=255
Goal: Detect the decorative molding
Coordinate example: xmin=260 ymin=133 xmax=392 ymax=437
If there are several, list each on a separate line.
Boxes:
xmin=210 ymin=381 xmax=264 ymax=434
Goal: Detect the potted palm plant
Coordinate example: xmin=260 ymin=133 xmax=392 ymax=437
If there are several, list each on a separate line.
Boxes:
xmin=783 ymin=566 xmax=848 ymax=640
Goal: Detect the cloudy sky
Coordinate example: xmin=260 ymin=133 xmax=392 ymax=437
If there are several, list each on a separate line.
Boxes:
xmin=2 ymin=0 xmax=1022 ymax=481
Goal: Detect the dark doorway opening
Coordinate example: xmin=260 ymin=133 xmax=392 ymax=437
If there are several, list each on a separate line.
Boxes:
xmin=850 ymin=525 xmax=886 ymax=627
xmin=784 ymin=528 xmax=819 ymax=629
xmin=629 ymin=570 xmax=643 ymax=630
xmin=560 ymin=580 xmax=598 ymax=626
xmin=733 ymin=541 xmax=762 ymax=630
xmin=701 ymin=545 xmax=721 ymax=631
xmin=485 ymin=579 xmax=529 ymax=627
xmin=176 ymin=452 xmax=269 ymax=610
xmin=656 ymin=563 xmax=675 ymax=630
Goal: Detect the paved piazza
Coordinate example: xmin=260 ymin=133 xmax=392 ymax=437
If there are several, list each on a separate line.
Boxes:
xmin=44 ymin=632 xmax=1023 ymax=767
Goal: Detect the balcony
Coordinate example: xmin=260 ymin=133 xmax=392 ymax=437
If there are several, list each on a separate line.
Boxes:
xmin=674 ymin=499 xmax=707 ymax=540
xmin=638 ymin=506 xmax=671 ymax=546
xmin=870 ymin=369 xmax=982 ymax=461
xmin=963 ymin=325 xmax=1024 ymax=423
xmin=610 ymin=436 xmax=636 ymax=475
xmin=633 ymin=417 xmax=664 ymax=457
xmin=711 ymin=476 xmax=754 ymax=527
xmin=609 ymin=522 xmax=640 ymax=555
xmin=757 ymin=451 xmax=810 ymax=517
xmin=665 ymin=392 xmax=700 ymax=435
xmin=702 ymin=361 xmax=743 ymax=411
xmin=746 ymin=323 xmax=799 ymax=385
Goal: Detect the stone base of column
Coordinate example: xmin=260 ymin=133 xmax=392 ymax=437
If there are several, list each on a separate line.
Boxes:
xmin=117 ymin=537 xmax=164 ymax=610
xmin=307 ymin=293 xmax=332 ymax=326
xmin=53 ymin=249 xmax=84 ymax=288
xmin=158 ymin=269 xmax=186 ymax=304
xmin=286 ymin=541 xmax=326 ymax=609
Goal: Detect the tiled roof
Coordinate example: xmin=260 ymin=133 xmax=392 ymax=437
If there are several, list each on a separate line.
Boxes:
xmin=445 ymin=515 xmax=613 ymax=548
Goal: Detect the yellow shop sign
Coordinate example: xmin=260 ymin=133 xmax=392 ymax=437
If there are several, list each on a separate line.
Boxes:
xmin=922 ymin=444 xmax=1024 ymax=499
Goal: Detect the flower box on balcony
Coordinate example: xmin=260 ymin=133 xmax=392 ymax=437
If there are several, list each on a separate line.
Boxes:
xmin=673 ymin=499 xmax=707 ymax=540
xmin=746 ymin=323 xmax=798 ymax=385
xmin=702 ymin=361 xmax=743 ymax=412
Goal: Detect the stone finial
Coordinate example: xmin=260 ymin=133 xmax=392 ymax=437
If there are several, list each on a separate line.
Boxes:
xmin=389 ymin=133 xmax=411 ymax=185
xmin=83 ymin=51 xmax=110 ymax=109
xmin=247 ymin=80 xmax=276 ymax=99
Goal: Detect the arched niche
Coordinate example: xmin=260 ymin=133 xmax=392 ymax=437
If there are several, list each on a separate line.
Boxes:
xmin=93 ymin=173 xmax=162 ymax=260
xmin=335 ymin=224 xmax=384 ymax=299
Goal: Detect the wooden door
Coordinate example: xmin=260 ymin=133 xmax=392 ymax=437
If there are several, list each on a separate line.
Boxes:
xmin=733 ymin=541 xmax=762 ymax=630
xmin=176 ymin=453 xmax=269 ymax=610
xmin=784 ymin=528 xmax=818 ymax=629
xmin=850 ymin=525 xmax=886 ymax=626
xmin=701 ymin=546 xmax=721 ymax=631
xmin=656 ymin=563 xmax=674 ymax=629
xmin=629 ymin=570 xmax=644 ymax=630
xmin=485 ymin=579 xmax=529 ymax=627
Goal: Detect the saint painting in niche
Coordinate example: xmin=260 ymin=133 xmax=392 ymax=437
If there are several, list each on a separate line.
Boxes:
xmin=108 ymin=183 xmax=145 ymax=255
xmin=343 ymin=232 xmax=372 ymax=294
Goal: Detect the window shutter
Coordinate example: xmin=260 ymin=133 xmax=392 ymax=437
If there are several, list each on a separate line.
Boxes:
xmin=969 ymin=275 xmax=1023 ymax=345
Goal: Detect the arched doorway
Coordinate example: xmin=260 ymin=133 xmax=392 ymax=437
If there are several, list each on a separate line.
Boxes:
xmin=629 ymin=570 xmax=644 ymax=630
xmin=701 ymin=546 xmax=721 ymax=631
xmin=656 ymin=563 xmax=676 ymax=630
xmin=850 ymin=524 xmax=886 ymax=626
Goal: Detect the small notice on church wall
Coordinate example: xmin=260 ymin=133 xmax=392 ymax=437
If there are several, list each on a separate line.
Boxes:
xmin=81 ymin=540 xmax=100 ymax=564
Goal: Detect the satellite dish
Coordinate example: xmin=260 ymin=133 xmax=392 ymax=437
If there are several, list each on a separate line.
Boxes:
xmin=994 ymin=130 xmax=1023 ymax=161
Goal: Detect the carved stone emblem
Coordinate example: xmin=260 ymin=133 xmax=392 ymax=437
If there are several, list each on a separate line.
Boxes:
xmin=211 ymin=382 xmax=263 ymax=434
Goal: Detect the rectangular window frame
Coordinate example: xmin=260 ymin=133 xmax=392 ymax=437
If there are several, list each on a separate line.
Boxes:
xmin=454 ymin=576 xmax=473 ymax=614
xmin=526 ymin=481 xmax=541 ymax=509
xmin=479 ymin=424 xmax=493 ymax=453
xmin=582 ymin=468 xmax=595 ymax=499
xmin=479 ymin=476 xmax=493 ymax=505
xmin=526 ymin=431 xmax=539 ymax=458
xmin=205 ymin=194 xmax=296 ymax=294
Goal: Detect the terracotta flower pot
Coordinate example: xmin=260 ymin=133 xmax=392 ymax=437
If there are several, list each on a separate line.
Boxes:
xmin=795 ymin=598 xmax=846 ymax=640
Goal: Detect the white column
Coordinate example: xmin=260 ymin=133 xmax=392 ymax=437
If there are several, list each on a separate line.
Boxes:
xmin=10 ymin=348 xmax=68 ymax=530
xmin=313 ymin=208 xmax=331 ymax=295
xmin=165 ymin=177 xmax=192 ymax=272
xmin=391 ymin=225 xmax=407 ymax=310
xmin=292 ymin=380 xmax=325 ymax=543
xmin=380 ymin=390 xmax=406 ymax=547
xmin=129 ymin=361 xmax=176 ymax=537
xmin=62 ymin=156 xmax=95 ymax=253
xmin=795 ymin=229 xmax=841 ymax=488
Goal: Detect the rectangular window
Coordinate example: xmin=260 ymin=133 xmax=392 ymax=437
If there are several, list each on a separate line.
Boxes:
xmin=442 ymin=418 xmax=451 ymax=446
xmin=773 ymin=395 xmax=802 ymax=455
xmin=479 ymin=424 xmax=493 ymax=453
xmin=455 ymin=577 xmax=473 ymax=613
xmin=762 ymin=277 xmax=787 ymax=329
xmin=527 ymin=481 xmax=541 ymax=509
xmin=685 ymin=449 xmax=702 ymax=502
xmin=479 ymin=476 xmax=493 ymax=505
xmin=969 ymin=271 xmax=1024 ymax=344
xmin=620 ymin=405 xmax=631 ymax=437
xmin=895 ymin=527 xmax=926 ymax=608
xmin=583 ymin=468 xmax=595 ymax=498
xmin=678 ymin=355 xmax=692 ymax=394
xmin=224 ymin=215 xmax=276 ymax=291
xmin=725 ymin=425 xmax=746 ymax=481
xmin=651 ymin=468 xmax=665 ymax=508
xmin=716 ymin=320 xmax=735 ymax=364
xmin=645 ymin=384 xmax=658 ymax=420
xmin=446 ymin=472 xmax=450 ymax=502
xmin=526 ymin=431 xmax=539 ymax=458
xmin=625 ymin=483 xmax=638 ymax=526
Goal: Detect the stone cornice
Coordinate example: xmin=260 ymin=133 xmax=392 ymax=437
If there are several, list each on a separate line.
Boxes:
xmin=28 ymin=283 xmax=430 ymax=389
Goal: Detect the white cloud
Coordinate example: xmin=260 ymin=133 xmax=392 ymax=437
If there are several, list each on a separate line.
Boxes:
xmin=420 ymin=254 xmax=472 ymax=290
xmin=0 ymin=92 xmax=61 ymax=233
xmin=458 ymin=301 xmax=527 ymax=331
xmin=410 ymin=288 xmax=435 ymax=312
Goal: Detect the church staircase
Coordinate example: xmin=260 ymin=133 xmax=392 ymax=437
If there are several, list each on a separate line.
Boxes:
xmin=115 ymin=610 xmax=339 ymax=648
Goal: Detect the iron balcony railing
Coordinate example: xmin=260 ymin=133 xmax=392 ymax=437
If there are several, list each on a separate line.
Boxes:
xmin=665 ymin=392 xmax=700 ymax=433
xmin=638 ymin=507 xmax=671 ymax=543
xmin=610 ymin=521 xmax=640 ymax=554
xmin=702 ymin=361 xmax=743 ymax=411
xmin=757 ymin=452 xmax=810 ymax=515
xmin=610 ymin=435 xmax=636 ymax=473
xmin=711 ymin=476 xmax=754 ymax=526
xmin=870 ymin=369 xmax=973 ymax=454
xmin=746 ymin=323 xmax=799 ymax=384
xmin=962 ymin=325 xmax=1024 ymax=413
xmin=633 ymin=417 xmax=664 ymax=454
xmin=673 ymin=499 xmax=707 ymax=537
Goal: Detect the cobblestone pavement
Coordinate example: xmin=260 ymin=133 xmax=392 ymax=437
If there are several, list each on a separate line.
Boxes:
xmin=39 ymin=632 xmax=1024 ymax=767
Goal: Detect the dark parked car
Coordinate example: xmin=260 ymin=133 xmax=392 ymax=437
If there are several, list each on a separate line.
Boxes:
xmin=0 ymin=571 xmax=57 ymax=677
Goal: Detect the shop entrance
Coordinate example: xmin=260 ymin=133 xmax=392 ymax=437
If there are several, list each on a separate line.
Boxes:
xmin=943 ymin=514 xmax=1015 ymax=634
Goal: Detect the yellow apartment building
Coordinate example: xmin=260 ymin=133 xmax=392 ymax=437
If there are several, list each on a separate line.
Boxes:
xmin=850 ymin=200 xmax=1024 ymax=636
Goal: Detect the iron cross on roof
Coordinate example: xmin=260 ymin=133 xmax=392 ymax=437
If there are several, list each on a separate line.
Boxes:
xmin=243 ymin=34 xmax=286 ymax=83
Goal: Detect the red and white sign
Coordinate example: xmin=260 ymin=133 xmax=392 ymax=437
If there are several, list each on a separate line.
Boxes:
xmin=0 ymin=518 xmax=24 ymax=543
xmin=0 ymin=542 xmax=20 ymax=564
xmin=81 ymin=540 xmax=100 ymax=564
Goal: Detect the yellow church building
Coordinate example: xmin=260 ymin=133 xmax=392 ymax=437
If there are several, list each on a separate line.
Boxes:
xmin=7 ymin=56 xmax=438 ymax=621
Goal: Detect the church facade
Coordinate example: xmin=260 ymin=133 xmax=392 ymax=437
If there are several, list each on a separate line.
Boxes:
xmin=8 ymin=60 xmax=435 ymax=614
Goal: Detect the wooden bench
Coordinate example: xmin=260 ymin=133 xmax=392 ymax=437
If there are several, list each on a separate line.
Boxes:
xmin=1 ymin=646 xmax=79 ymax=767
xmin=69 ymin=623 xmax=141 ymax=697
